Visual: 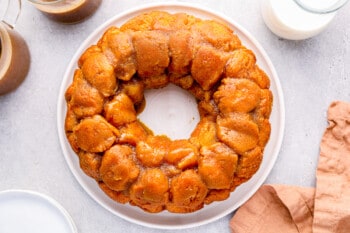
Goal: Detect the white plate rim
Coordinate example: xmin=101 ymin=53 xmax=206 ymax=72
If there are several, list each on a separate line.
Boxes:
xmin=56 ymin=1 xmax=285 ymax=230
xmin=0 ymin=189 xmax=77 ymax=233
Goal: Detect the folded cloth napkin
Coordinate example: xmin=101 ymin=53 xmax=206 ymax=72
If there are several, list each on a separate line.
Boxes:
xmin=230 ymin=101 xmax=350 ymax=233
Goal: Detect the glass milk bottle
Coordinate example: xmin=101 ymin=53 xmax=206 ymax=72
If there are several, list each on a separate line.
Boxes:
xmin=261 ymin=0 xmax=349 ymax=40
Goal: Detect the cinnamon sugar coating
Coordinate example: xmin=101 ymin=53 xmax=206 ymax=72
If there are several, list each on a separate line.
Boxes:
xmin=64 ymin=11 xmax=273 ymax=213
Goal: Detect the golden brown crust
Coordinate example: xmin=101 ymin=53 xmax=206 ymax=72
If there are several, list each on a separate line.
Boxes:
xmin=64 ymin=11 xmax=273 ymax=213
xmin=119 ymin=79 xmax=144 ymax=104
xmin=98 ymin=182 xmax=130 ymax=204
xmin=130 ymin=168 xmax=169 ymax=213
xmin=166 ymin=140 xmax=199 ymax=170
xmin=225 ymin=48 xmax=256 ymax=78
xmin=214 ymin=78 xmax=261 ymax=113
xmin=199 ymin=143 xmax=238 ymax=189
xmin=78 ymin=151 xmax=102 ymax=181
xmin=136 ymin=135 xmax=170 ymax=167
xmin=119 ymin=120 xmax=148 ymax=146
xmin=233 ymin=147 xmax=263 ymax=187
xmin=190 ymin=117 xmax=218 ymax=148
xmin=191 ymin=20 xmax=241 ymax=52
xmin=81 ymin=52 xmax=117 ymax=97
xmin=169 ymin=30 xmax=193 ymax=75
xmin=217 ymin=113 xmax=260 ymax=154
xmin=204 ymin=189 xmax=231 ymax=205
xmin=191 ymin=45 xmax=229 ymax=91
xmin=100 ymin=145 xmax=139 ymax=191
xmin=133 ymin=31 xmax=169 ymax=79
xmin=65 ymin=70 xmax=104 ymax=119
xmin=73 ymin=115 xmax=118 ymax=153
xmin=167 ymin=169 xmax=208 ymax=213
xmin=104 ymin=93 xmax=137 ymax=127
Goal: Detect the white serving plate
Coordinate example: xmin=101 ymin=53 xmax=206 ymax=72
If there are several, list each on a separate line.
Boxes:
xmin=0 ymin=190 xmax=77 ymax=233
xmin=57 ymin=2 xmax=285 ymax=229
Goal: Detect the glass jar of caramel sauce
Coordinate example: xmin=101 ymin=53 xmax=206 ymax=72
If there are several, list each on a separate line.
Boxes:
xmin=28 ymin=0 xmax=102 ymax=24
xmin=0 ymin=0 xmax=30 ymax=95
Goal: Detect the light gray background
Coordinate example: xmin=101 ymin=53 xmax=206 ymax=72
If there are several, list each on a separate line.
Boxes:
xmin=1 ymin=0 xmax=350 ymax=232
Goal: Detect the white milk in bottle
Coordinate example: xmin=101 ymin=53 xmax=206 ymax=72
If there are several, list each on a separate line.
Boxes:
xmin=261 ymin=0 xmax=337 ymax=40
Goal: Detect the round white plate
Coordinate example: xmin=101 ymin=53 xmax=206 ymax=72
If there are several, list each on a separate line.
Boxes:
xmin=57 ymin=2 xmax=285 ymax=229
xmin=0 ymin=190 xmax=77 ymax=233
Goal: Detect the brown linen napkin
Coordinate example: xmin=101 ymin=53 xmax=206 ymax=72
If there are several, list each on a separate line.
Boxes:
xmin=229 ymin=185 xmax=314 ymax=233
xmin=230 ymin=101 xmax=350 ymax=233
xmin=312 ymin=101 xmax=350 ymax=233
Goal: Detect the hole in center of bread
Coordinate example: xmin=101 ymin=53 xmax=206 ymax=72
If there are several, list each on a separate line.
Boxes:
xmin=138 ymin=83 xmax=200 ymax=140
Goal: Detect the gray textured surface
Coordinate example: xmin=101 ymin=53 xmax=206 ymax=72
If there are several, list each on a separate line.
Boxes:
xmin=1 ymin=0 xmax=349 ymax=232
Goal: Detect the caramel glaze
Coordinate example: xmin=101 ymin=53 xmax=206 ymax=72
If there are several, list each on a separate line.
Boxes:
xmin=0 ymin=24 xmax=30 ymax=95
xmin=39 ymin=0 xmax=102 ymax=24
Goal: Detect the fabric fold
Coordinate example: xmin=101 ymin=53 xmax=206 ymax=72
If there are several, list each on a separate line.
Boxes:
xmin=274 ymin=185 xmax=314 ymax=233
xmin=230 ymin=101 xmax=350 ymax=233
xmin=312 ymin=101 xmax=350 ymax=233
xmin=229 ymin=185 xmax=314 ymax=233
